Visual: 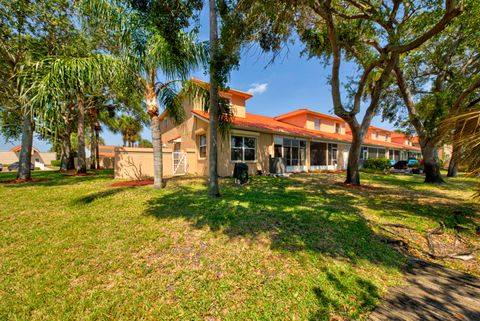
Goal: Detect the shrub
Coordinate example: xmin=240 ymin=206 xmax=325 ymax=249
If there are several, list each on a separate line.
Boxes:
xmin=51 ymin=160 xmax=61 ymax=167
xmin=360 ymin=167 xmax=391 ymax=175
xmin=363 ymin=158 xmax=391 ymax=171
xmin=438 ymin=159 xmax=445 ymax=168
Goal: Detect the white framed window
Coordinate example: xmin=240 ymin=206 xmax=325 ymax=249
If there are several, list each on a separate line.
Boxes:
xmin=334 ymin=122 xmax=341 ymax=134
xmin=231 ymin=135 xmax=256 ymax=162
xmin=198 ymin=134 xmax=207 ymax=158
xmin=314 ymin=118 xmax=321 ymax=130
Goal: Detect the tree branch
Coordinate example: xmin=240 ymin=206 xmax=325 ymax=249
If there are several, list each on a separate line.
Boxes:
xmin=394 ymin=62 xmax=426 ymax=140
xmin=388 ymin=0 xmax=462 ymax=53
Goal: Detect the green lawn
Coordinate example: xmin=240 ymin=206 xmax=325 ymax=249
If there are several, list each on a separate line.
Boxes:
xmin=0 ymin=170 xmax=478 ymax=320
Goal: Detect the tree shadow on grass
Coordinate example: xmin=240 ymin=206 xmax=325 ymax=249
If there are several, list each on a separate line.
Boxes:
xmin=71 ymin=187 xmax=133 ymax=205
xmin=144 ymin=176 xmax=404 ymax=319
xmin=144 ymin=176 xmax=401 ymax=265
xmin=310 ymin=269 xmax=380 ymax=320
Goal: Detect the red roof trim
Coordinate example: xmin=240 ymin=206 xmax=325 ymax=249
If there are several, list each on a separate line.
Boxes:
xmin=191 ymin=110 xmax=420 ymax=151
xmin=9 ymin=145 xmax=41 ymax=153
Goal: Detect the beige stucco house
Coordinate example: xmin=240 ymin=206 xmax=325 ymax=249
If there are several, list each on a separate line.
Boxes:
xmin=114 ymin=79 xmax=421 ymax=179
xmin=0 ymin=145 xmax=56 ymax=169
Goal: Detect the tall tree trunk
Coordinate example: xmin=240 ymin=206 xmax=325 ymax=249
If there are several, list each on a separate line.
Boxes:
xmin=447 ymin=130 xmax=462 ymax=177
xmin=77 ymin=98 xmax=87 ymax=174
xmin=146 ymin=85 xmax=163 ymax=189
xmin=346 ymin=132 xmax=362 ymax=185
xmin=90 ymin=118 xmax=96 ymax=170
xmin=422 ymin=142 xmax=444 ymax=183
xmin=208 ymin=0 xmax=220 ymax=197
xmin=17 ymin=114 xmax=34 ymax=180
xmin=95 ymin=127 xmax=100 ymax=169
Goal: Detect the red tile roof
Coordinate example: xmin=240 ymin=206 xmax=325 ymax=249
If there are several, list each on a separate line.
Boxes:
xmin=274 ymin=108 xmax=346 ymax=123
xmin=191 ymin=78 xmax=253 ymax=100
xmin=192 ymin=110 xmax=420 ymax=151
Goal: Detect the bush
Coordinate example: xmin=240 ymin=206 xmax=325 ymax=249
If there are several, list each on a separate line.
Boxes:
xmin=51 ymin=160 xmax=61 ymax=167
xmin=360 ymin=167 xmax=391 ymax=175
xmin=438 ymin=159 xmax=445 ymax=168
xmin=363 ymin=157 xmax=391 ymax=171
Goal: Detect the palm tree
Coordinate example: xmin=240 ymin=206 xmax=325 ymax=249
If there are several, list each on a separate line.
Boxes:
xmin=111 ymin=115 xmax=144 ymax=147
xmin=83 ymin=0 xmax=206 ymax=188
xmin=31 ymin=55 xmax=121 ymax=173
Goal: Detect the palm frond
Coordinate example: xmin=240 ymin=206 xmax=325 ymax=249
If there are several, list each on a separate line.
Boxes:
xmin=444 ymin=107 xmax=480 ymax=199
xmin=147 ymin=32 xmax=207 ymax=81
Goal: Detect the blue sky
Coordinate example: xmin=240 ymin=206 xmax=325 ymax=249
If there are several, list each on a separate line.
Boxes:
xmin=0 ymin=9 xmax=401 ymax=152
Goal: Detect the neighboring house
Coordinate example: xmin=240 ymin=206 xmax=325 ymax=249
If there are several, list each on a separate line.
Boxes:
xmin=115 ymin=79 xmax=422 ymax=179
xmin=0 ymin=145 xmax=56 ymax=170
xmin=98 ymin=145 xmax=116 ymax=169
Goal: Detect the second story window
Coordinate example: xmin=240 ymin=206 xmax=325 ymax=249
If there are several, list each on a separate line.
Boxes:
xmin=314 ymin=118 xmax=321 ymax=130
xmin=334 ymin=122 xmax=341 ymax=134
xmin=198 ymin=135 xmax=207 ymax=158
xmin=385 ymin=134 xmax=390 ymax=141
xmin=375 ymin=132 xmax=379 ymax=139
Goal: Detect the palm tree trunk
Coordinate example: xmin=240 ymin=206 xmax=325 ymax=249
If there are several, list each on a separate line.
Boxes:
xmin=208 ymin=0 xmax=220 ymax=197
xmin=77 ymin=98 xmax=87 ymax=174
xmin=17 ymin=114 xmax=34 ymax=180
xmin=60 ymin=129 xmax=74 ymax=171
xmin=146 ymin=85 xmax=163 ymax=189
xmin=95 ymin=127 xmax=100 ymax=169
xmin=90 ymin=118 xmax=96 ymax=170
xmin=151 ymin=115 xmax=163 ymax=189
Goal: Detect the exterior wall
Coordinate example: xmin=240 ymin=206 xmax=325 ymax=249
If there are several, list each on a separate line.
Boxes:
xmin=114 ymin=147 xmax=197 ymax=179
xmin=230 ymin=95 xmax=247 ymax=118
xmin=369 ymin=131 xmax=390 ymax=143
xmin=0 ymin=151 xmax=56 ymax=166
xmin=218 ymin=130 xmax=274 ymax=177
xmin=0 ymin=151 xmax=18 ymax=165
xmin=306 ymin=115 xmax=346 ymax=134
xmin=35 ymin=152 xmax=56 ymax=165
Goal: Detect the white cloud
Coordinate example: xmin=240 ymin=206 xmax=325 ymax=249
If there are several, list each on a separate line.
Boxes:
xmin=247 ymin=83 xmax=268 ymax=95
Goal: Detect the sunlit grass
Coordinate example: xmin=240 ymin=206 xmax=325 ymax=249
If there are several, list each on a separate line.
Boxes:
xmin=0 ymin=169 xmax=478 ymax=320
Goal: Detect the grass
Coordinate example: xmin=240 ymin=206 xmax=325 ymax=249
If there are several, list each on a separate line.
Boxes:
xmin=0 ymin=170 xmax=478 ymax=320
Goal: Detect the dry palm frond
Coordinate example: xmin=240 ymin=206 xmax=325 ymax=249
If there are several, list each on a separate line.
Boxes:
xmin=444 ymin=108 xmax=480 ymax=199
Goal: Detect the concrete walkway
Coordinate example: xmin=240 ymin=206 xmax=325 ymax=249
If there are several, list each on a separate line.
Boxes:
xmin=369 ymin=258 xmax=480 ymax=321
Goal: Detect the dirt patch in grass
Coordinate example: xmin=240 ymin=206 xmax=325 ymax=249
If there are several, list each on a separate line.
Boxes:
xmin=109 ymin=179 xmax=153 ymax=187
xmin=0 ymin=178 xmax=50 ymax=184
xmin=334 ymin=182 xmax=382 ymax=191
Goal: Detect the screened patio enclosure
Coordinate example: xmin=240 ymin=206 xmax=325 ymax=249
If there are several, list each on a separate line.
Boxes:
xmin=274 ymin=136 xmax=307 ymax=172
xmin=310 ymin=141 xmax=338 ymax=170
